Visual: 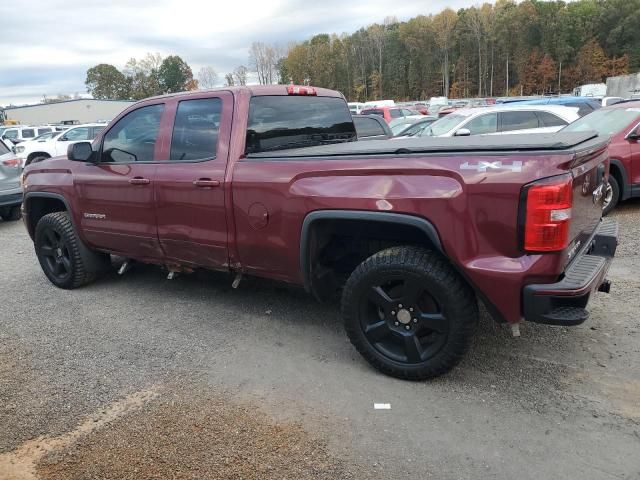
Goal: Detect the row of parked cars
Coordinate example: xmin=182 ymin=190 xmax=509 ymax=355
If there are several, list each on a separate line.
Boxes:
xmin=351 ymin=96 xmax=640 ymax=214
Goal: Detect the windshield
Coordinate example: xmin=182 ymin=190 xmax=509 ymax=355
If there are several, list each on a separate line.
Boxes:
xmin=420 ymin=114 xmax=467 ymax=137
xmin=34 ymin=131 xmax=61 ymax=141
xmin=561 ymin=108 xmax=640 ymax=137
xmin=3 ymin=129 xmax=18 ymax=140
xmin=0 ymin=139 xmax=10 ymax=155
xmin=391 ymin=123 xmax=412 ymax=135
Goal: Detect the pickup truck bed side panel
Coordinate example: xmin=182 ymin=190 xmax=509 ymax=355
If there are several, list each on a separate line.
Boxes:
xmin=231 ymin=152 xmax=578 ymax=323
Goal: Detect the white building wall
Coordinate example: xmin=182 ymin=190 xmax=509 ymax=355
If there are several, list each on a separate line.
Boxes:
xmin=4 ymin=100 xmax=134 ymax=124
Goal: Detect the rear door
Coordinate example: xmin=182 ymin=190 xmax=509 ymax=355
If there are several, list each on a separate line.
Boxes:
xmin=154 ymin=92 xmax=232 ymax=269
xmin=498 ymin=111 xmax=540 ymax=134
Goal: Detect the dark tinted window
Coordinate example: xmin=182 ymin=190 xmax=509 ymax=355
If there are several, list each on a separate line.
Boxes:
xmin=390 ymin=109 xmax=403 ymax=118
xmin=102 ymin=104 xmax=164 ymax=163
xmin=567 ymin=102 xmax=594 ymax=117
xmin=353 ymin=116 xmax=386 ymax=137
xmin=22 ymin=129 xmax=35 ymax=138
xmin=170 ymin=98 xmax=222 ymax=161
xmin=500 ymin=111 xmax=539 ymax=131
xmin=37 ymin=128 xmax=52 ymax=135
xmin=362 ymin=109 xmax=384 ymax=116
xmin=246 ymin=96 xmax=356 ymax=154
xmin=465 ymin=113 xmax=498 ymax=134
xmin=537 ymin=111 xmax=567 ymax=127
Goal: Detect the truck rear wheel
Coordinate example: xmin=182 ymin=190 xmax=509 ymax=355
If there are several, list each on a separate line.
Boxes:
xmin=342 ymin=246 xmax=478 ymax=380
xmin=603 ymin=176 xmax=619 ymax=216
xmin=35 ymin=212 xmax=108 ymax=289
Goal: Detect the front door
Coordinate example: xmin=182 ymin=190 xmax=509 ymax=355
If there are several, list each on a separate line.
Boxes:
xmin=154 ymin=93 xmax=232 ymax=269
xmin=73 ymin=103 xmax=166 ymax=260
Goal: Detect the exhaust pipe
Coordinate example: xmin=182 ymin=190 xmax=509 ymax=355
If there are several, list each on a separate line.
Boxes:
xmin=598 ymin=280 xmax=611 ymax=294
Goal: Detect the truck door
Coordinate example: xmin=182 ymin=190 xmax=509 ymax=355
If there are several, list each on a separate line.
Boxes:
xmin=154 ymin=92 xmax=232 ymax=268
xmin=73 ymin=103 xmax=166 ymax=260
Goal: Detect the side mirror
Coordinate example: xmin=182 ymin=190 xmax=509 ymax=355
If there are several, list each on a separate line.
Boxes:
xmin=68 ymin=142 xmax=95 ymax=162
xmin=454 ymin=128 xmax=471 ymax=137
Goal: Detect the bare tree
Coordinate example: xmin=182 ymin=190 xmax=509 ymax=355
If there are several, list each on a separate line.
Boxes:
xmin=249 ymin=42 xmax=285 ymax=84
xmin=224 ymin=73 xmax=235 ymax=87
xmin=233 ymin=65 xmax=248 ymax=86
xmin=198 ymin=66 xmax=219 ymax=89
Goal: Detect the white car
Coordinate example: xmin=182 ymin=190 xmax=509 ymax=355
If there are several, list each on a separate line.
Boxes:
xmin=419 ymin=105 xmax=580 ymax=138
xmin=14 ymin=123 xmax=106 ymax=166
xmin=348 ymin=102 xmax=365 ymax=115
xmin=1 ymin=125 xmax=56 ymax=144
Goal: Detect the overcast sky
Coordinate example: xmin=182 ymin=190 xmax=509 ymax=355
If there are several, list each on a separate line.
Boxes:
xmin=1 ymin=0 xmax=477 ymax=106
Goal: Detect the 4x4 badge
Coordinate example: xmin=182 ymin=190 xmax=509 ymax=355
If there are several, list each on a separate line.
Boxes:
xmin=460 ymin=161 xmax=522 ymax=173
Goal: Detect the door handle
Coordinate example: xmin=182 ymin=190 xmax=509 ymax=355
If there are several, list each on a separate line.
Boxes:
xmin=129 ymin=177 xmax=150 ymax=185
xmin=193 ymin=179 xmax=220 ymax=188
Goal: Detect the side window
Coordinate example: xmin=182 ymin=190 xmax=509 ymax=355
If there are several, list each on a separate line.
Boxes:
xmin=170 ymin=98 xmax=222 ymax=161
xmin=61 ymin=127 xmax=90 ymax=141
xmin=536 ymin=112 xmax=568 ymax=127
xmin=354 ymin=117 xmax=385 ymax=137
xmin=3 ymin=130 xmax=17 ymax=141
xmin=22 ymin=129 xmax=35 ymax=138
xmin=465 ymin=113 xmax=498 ymax=135
xmin=568 ymin=102 xmax=594 ymax=117
xmin=90 ymin=126 xmax=105 ymax=139
xmin=500 ymin=111 xmax=539 ymax=132
xmin=101 ymin=104 xmax=164 ymax=163
xmin=389 ymin=109 xmax=403 ymax=118
xmin=37 ymin=128 xmax=51 ymax=135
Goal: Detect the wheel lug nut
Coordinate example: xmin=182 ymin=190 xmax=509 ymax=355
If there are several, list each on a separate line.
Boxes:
xmin=405 ymin=325 xmax=411 ymax=330
xmin=409 ymin=307 xmax=414 ymax=312
xmin=413 ymin=318 xmax=418 ymax=323
xmin=394 ymin=322 xmax=399 ymax=326
xmin=398 ymin=304 xmax=403 ymax=308
xmin=391 ymin=311 xmax=396 ymax=315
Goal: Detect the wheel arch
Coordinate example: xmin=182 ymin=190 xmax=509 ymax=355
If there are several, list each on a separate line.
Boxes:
xmin=609 ymin=159 xmax=629 ymax=200
xmin=24 ymin=192 xmax=70 ymax=239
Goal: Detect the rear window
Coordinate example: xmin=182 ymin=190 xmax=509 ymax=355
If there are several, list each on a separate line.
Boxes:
xmin=362 ymin=109 xmax=384 ymax=116
xmin=562 ymin=108 xmax=640 ymax=136
xmin=536 ymin=111 xmax=567 ymax=127
xmin=567 ymin=102 xmax=594 ymax=117
xmin=246 ymin=96 xmax=356 ymax=154
xmin=500 ymin=111 xmax=539 ymax=131
xmin=171 ymin=98 xmax=222 ymax=161
xmin=353 ymin=116 xmax=386 ymax=138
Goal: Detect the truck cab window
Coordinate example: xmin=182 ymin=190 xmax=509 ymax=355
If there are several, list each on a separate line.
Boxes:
xmin=101 ymin=104 xmax=164 ymax=163
xmin=170 ymin=98 xmax=222 ymax=161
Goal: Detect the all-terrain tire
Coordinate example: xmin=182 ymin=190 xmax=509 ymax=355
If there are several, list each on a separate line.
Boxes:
xmin=0 ymin=206 xmax=21 ymax=221
xmin=342 ymin=246 xmax=478 ymax=380
xmin=603 ymin=176 xmax=619 ymax=216
xmin=35 ymin=211 xmax=107 ymax=289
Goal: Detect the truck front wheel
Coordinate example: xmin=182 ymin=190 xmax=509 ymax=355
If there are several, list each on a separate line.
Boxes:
xmin=35 ymin=212 xmax=108 ymax=289
xmin=342 ymin=246 xmax=478 ymax=380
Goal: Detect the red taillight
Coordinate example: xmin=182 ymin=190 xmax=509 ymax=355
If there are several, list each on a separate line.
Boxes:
xmin=287 ymin=85 xmax=317 ymax=96
xmin=2 ymin=158 xmax=21 ymax=168
xmin=523 ymin=175 xmax=573 ymax=252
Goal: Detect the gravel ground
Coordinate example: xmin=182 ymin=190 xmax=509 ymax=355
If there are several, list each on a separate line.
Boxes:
xmin=1 ymin=200 xmax=639 ymax=479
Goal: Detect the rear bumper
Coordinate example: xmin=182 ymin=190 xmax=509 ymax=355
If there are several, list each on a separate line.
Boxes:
xmin=523 ymin=218 xmax=618 ymax=326
xmin=0 ymin=192 xmax=23 ymax=208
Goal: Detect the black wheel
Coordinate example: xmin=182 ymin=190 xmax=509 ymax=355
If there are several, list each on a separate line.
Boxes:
xmin=35 ymin=212 xmax=103 ymax=289
xmin=342 ymin=246 xmax=478 ymax=380
xmin=0 ymin=205 xmax=21 ymax=221
xmin=25 ymin=154 xmax=50 ymax=167
xmin=603 ymin=176 xmax=619 ymax=216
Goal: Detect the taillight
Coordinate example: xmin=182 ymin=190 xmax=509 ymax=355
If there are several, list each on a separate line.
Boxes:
xmin=287 ymin=85 xmax=317 ymax=96
xmin=2 ymin=158 xmax=21 ymax=168
xmin=523 ymin=175 xmax=573 ymax=252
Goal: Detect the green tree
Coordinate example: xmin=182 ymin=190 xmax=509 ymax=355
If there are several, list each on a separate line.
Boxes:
xmin=85 ymin=64 xmax=129 ymax=99
xmin=158 ymin=55 xmax=195 ymax=93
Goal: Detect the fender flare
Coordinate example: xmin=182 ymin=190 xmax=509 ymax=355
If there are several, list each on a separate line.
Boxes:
xmin=299 ymin=210 xmax=443 ymax=292
xmin=609 ymin=159 xmax=629 ymax=200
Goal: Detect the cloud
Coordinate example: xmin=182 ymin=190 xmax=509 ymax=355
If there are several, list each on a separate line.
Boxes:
xmin=0 ymin=0 xmax=475 ymax=105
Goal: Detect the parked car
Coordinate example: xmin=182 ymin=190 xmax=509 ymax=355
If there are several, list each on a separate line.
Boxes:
xmin=0 ymin=138 xmax=23 ymax=221
xmin=389 ymin=116 xmax=435 ymax=136
xmin=353 ymin=114 xmax=393 ymax=140
xmin=1 ymin=125 xmax=56 ymax=144
xmin=22 ymin=85 xmax=616 ymax=380
xmin=508 ymin=96 xmax=601 ymax=117
xmin=12 ymin=131 xmax=62 ymax=166
xmin=560 ymin=101 xmax=640 ymax=214
xmin=394 ymin=117 xmax=438 ymax=137
xmin=348 ymin=102 xmax=365 ymax=115
xmin=600 ymin=97 xmax=625 ymax=107
xmin=360 ymin=106 xmax=422 ymax=123
xmin=418 ymin=105 xmax=580 ymax=137
xmin=15 ymin=123 xmax=106 ymax=167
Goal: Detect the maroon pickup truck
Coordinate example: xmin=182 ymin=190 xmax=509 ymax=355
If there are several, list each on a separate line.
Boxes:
xmin=22 ymin=85 xmax=618 ymax=380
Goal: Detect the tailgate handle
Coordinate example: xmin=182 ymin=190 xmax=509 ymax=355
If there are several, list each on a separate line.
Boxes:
xmin=129 ymin=177 xmax=150 ymax=185
xmin=193 ymin=178 xmax=220 ymax=188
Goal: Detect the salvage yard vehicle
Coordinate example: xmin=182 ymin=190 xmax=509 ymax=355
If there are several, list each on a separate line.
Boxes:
xmin=360 ymin=106 xmax=419 ymax=123
xmin=0 ymin=138 xmax=23 ymax=221
xmin=1 ymin=125 xmax=54 ymax=144
xmin=419 ymin=105 xmax=580 ymax=138
xmin=352 ymin=115 xmax=393 ymax=140
xmin=21 ymin=85 xmax=617 ymax=380
xmin=560 ymin=100 xmax=640 ymax=214
xmin=15 ymin=123 xmax=106 ymax=167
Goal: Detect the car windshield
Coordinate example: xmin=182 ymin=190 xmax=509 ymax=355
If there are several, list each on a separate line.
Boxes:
xmin=34 ymin=131 xmax=60 ymax=141
xmin=420 ymin=114 xmax=467 ymax=136
xmin=400 ymin=120 xmax=434 ymax=137
xmin=391 ymin=123 xmax=412 ymax=135
xmin=0 ymin=139 xmax=10 ymax=155
xmin=561 ymin=108 xmax=640 ymax=137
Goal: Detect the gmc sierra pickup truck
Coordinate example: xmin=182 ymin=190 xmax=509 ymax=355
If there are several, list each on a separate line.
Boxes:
xmin=22 ymin=85 xmax=618 ymax=380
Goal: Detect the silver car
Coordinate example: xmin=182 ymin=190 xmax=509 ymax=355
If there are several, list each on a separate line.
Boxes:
xmin=0 ymin=138 xmax=22 ymax=221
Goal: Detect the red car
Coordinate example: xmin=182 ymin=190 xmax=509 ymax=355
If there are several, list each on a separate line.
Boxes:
xmin=22 ymin=85 xmax=617 ymax=380
xmin=360 ymin=106 xmax=420 ymax=123
xmin=561 ymin=100 xmax=640 ymax=214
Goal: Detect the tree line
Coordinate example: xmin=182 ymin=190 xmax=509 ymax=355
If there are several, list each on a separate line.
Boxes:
xmin=277 ymin=0 xmax=638 ymax=100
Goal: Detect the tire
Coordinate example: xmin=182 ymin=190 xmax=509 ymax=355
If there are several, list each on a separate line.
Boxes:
xmin=35 ymin=212 xmax=105 ymax=289
xmin=603 ymin=176 xmax=619 ymax=216
xmin=342 ymin=246 xmax=478 ymax=380
xmin=0 ymin=206 xmax=21 ymax=221
xmin=25 ymin=154 xmax=49 ymax=167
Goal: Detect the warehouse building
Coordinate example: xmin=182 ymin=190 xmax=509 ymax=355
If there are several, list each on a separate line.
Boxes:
xmin=606 ymin=73 xmax=640 ymax=99
xmin=2 ymin=99 xmax=134 ymax=125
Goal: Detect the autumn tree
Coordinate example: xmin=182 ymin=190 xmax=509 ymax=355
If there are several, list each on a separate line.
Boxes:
xmin=432 ymin=9 xmax=457 ymax=97
xmin=158 ymin=55 xmax=195 ymax=93
xmin=85 ymin=64 xmax=128 ymax=99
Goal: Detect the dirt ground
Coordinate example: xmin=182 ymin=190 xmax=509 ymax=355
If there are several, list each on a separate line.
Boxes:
xmin=1 ymin=200 xmax=639 ymax=479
